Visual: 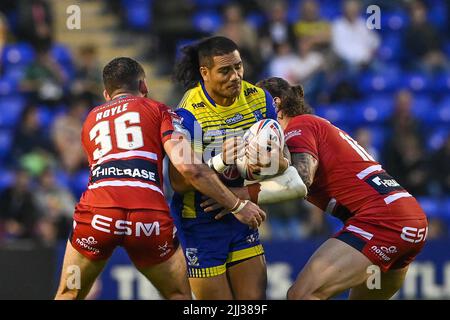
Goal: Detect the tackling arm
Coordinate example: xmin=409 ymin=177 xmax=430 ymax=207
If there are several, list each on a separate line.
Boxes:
xmin=246 ymin=152 xmax=318 ymax=204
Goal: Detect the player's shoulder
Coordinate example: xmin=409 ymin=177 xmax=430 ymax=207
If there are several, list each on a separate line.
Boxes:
xmin=241 ymin=80 xmax=266 ymax=100
xmin=289 ymin=114 xmax=329 ymax=127
xmin=177 ymin=84 xmax=203 ymax=111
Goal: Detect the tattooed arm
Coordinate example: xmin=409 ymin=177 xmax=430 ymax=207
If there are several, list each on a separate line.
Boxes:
xmin=290 ymin=152 xmax=319 ymax=190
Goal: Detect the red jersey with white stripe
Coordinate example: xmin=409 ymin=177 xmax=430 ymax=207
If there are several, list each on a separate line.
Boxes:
xmin=79 ymin=95 xmax=176 ymax=211
xmin=284 ymin=114 xmax=425 ymax=221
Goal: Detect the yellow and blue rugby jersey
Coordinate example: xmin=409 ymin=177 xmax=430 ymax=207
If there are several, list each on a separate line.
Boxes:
xmin=171 ymin=80 xmax=277 ymax=219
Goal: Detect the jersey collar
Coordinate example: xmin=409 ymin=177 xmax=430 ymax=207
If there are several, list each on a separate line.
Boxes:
xmin=199 ymin=81 xmax=216 ymax=107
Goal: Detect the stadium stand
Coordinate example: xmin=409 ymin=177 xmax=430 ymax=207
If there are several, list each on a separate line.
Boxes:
xmin=0 ymin=0 xmax=449 ymax=245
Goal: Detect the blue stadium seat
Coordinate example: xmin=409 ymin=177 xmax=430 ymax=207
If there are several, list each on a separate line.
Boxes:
xmin=353 ymin=96 xmax=393 ymax=124
xmin=433 ymin=72 xmax=450 ymax=93
xmin=315 ymin=104 xmax=352 ymax=126
xmin=378 ymin=33 xmax=402 ymax=62
xmin=192 ymin=11 xmax=222 ymax=34
xmin=436 ymin=95 xmax=450 ymax=123
xmin=381 ymin=10 xmax=409 ymax=31
xmin=359 ymin=68 xmax=401 ymax=93
xmin=427 ymin=0 xmax=447 ymax=30
xmin=246 ymin=12 xmax=266 ymax=30
xmin=0 ymin=43 xmax=35 ymax=71
xmin=2 ymin=66 xmax=26 ymax=84
xmin=442 ymin=197 xmax=450 ymax=218
xmin=0 ymin=96 xmax=26 ymax=128
xmin=417 ymin=196 xmax=441 ymax=218
xmin=123 ymin=0 xmax=152 ymax=30
xmin=0 ymin=77 xmax=17 ymax=96
xmin=319 ymin=3 xmax=341 ymax=20
xmin=367 ymin=126 xmax=389 ymax=150
xmin=53 ymin=168 xmax=71 ymax=189
xmin=444 ymin=41 xmax=450 ymax=59
xmin=0 ymin=168 xmax=14 ymax=191
xmin=175 ymin=39 xmax=196 ymax=61
xmin=70 ymin=169 xmax=90 ymax=199
xmin=411 ymin=94 xmax=433 ymax=119
xmin=192 ymin=0 xmax=228 ymax=9
xmin=325 ymin=215 xmax=344 ymax=234
xmin=402 ymin=73 xmax=433 ymax=93
xmin=286 ymin=0 xmax=301 ymax=23
xmin=36 ymin=106 xmax=66 ymax=129
xmin=51 ymin=44 xmax=74 ymax=78
xmin=0 ymin=130 xmax=13 ymax=160
xmin=426 ymin=126 xmax=450 ymax=151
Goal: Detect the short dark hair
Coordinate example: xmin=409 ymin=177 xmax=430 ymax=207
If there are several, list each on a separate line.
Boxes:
xmin=173 ymin=36 xmax=239 ymax=90
xmin=103 ymin=57 xmax=145 ymax=96
xmin=256 ymin=77 xmax=313 ymax=117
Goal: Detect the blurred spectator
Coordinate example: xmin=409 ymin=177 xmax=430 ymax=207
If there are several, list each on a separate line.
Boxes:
xmin=216 ymin=2 xmax=261 ymax=81
xmin=388 ymin=89 xmax=422 ymax=140
xmin=0 ymin=12 xmax=8 ymax=53
xmin=12 ymin=104 xmax=53 ymax=158
xmin=16 ymin=0 xmax=53 ymax=49
xmin=0 ymin=169 xmax=40 ymax=241
xmin=427 ymin=218 xmax=449 ymax=239
xmin=70 ymin=45 xmax=103 ymax=104
xmin=385 ymin=133 xmax=429 ymax=196
xmin=258 ymin=0 xmax=296 ymax=60
xmin=403 ymin=0 xmax=449 ymax=74
xmin=51 ymin=97 xmax=88 ymax=173
xmin=331 ymin=0 xmax=380 ymax=73
xmin=354 ymin=127 xmax=379 ymax=161
xmin=33 ymin=168 xmax=75 ymax=244
xmin=268 ymin=42 xmax=304 ymax=84
xmin=293 ymin=0 xmax=331 ymax=52
xmin=383 ymin=90 xmax=429 ymax=195
xmin=268 ymin=39 xmax=325 ymax=102
xmin=21 ymin=44 xmax=68 ymax=106
xmin=430 ymin=134 xmax=450 ymax=195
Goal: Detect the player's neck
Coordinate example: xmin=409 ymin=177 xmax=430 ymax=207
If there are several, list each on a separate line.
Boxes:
xmin=204 ymin=84 xmax=236 ymax=107
xmin=110 ymin=91 xmax=140 ymax=100
xmin=213 ymin=95 xmax=235 ymax=107
xmin=278 ymin=116 xmax=291 ymax=130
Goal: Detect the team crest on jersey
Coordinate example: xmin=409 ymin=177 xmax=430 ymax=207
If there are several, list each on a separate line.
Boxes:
xmin=253 ymin=110 xmax=263 ymax=121
xmin=186 ymin=248 xmax=200 ymax=266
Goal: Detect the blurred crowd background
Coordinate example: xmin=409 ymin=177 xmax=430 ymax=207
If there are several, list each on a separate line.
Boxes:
xmin=1 ymin=0 xmax=450 ymax=246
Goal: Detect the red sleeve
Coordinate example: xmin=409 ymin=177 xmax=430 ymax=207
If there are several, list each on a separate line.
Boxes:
xmin=285 ymin=121 xmax=319 ymax=160
xmin=158 ymin=104 xmax=176 ymax=144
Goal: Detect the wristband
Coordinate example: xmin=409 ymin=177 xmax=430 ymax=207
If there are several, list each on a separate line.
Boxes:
xmin=231 ymin=200 xmax=248 ymax=215
xmin=207 ymin=153 xmax=227 ymax=174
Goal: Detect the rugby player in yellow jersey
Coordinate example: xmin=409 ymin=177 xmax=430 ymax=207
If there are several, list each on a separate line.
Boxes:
xmin=170 ymin=36 xmax=307 ymax=299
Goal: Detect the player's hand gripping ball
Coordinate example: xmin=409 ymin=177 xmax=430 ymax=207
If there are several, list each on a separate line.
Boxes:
xmin=236 ymin=119 xmax=285 ymax=181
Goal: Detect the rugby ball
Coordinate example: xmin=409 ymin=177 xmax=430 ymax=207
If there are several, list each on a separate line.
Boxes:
xmin=236 ymin=119 xmax=285 ymax=181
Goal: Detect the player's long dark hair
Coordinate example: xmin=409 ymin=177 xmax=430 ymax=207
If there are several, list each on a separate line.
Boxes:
xmin=256 ymin=77 xmax=313 ymax=117
xmin=173 ymin=36 xmax=239 ymax=90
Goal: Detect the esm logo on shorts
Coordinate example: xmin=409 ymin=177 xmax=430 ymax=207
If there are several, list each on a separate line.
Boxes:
xmin=91 ymin=214 xmax=160 ymax=237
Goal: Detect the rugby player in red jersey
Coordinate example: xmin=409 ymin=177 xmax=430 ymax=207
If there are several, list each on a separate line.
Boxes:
xmin=54 ymin=57 xmax=266 ymax=300
xmin=202 ymin=76 xmax=428 ymax=299
xmin=255 ymin=77 xmax=428 ymax=299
